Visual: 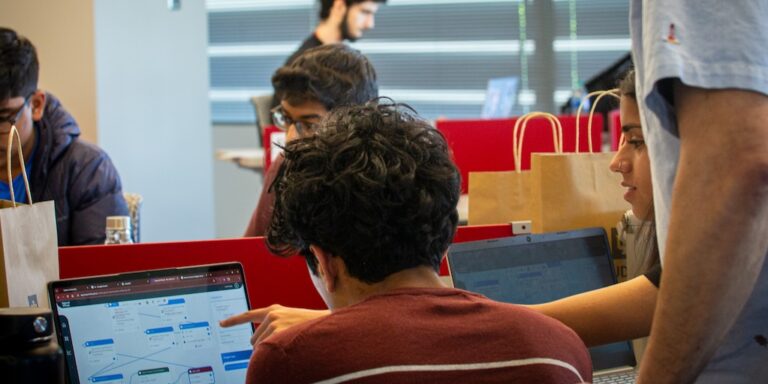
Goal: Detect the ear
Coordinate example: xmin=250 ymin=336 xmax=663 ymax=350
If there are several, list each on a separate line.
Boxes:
xmin=310 ymin=244 xmax=339 ymax=293
xmin=30 ymin=91 xmax=46 ymax=122
xmin=329 ymin=0 xmax=348 ymax=22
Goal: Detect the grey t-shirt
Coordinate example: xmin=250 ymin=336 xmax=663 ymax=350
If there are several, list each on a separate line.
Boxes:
xmin=630 ymin=1 xmax=768 ymax=382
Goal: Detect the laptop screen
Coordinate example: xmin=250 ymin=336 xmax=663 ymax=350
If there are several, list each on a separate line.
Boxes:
xmin=448 ymin=228 xmax=636 ymax=371
xmin=49 ymin=263 xmax=254 ymax=384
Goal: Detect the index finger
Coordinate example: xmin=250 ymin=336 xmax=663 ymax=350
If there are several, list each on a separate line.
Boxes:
xmin=219 ymin=307 xmax=273 ymax=328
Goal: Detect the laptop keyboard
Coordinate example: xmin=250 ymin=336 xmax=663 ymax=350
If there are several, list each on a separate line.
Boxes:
xmin=592 ymin=370 xmax=636 ymax=384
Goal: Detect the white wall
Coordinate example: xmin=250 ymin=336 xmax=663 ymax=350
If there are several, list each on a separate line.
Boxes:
xmin=213 ymin=124 xmax=263 ymax=238
xmin=0 ymin=0 xmax=98 ymax=143
xmin=94 ymin=0 xmax=215 ymax=241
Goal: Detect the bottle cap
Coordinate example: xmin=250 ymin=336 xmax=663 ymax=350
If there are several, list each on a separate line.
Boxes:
xmin=106 ymin=216 xmax=131 ymax=231
xmin=0 ymin=307 xmax=54 ymax=350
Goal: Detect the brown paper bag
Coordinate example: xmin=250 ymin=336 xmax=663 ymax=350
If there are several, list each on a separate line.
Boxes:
xmin=0 ymin=126 xmax=58 ymax=307
xmin=528 ymin=89 xmax=629 ymax=280
xmin=529 ymin=151 xmax=624 ymax=237
xmin=468 ymin=112 xmax=562 ymax=225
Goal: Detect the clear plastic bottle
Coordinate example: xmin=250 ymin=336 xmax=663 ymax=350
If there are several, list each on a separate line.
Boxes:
xmin=104 ymin=216 xmax=133 ymax=245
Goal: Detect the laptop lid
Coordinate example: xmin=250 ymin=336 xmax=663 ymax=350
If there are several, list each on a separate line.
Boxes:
xmin=48 ymin=263 xmax=254 ymax=384
xmin=447 ymin=227 xmax=637 ymax=372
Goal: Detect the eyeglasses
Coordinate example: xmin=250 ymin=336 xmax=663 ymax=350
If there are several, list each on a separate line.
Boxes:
xmin=270 ymin=106 xmax=319 ymax=136
xmin=0 ymin=93 xmax=34 ymax=132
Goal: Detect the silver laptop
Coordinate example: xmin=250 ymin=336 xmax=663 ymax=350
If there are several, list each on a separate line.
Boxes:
xmin=448 ymin=227 xmax=637 ymax=383
xmin=48 ymin=263 xmax=254 ymax=384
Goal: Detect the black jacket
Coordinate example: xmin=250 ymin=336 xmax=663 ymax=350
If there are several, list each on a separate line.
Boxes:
xmin=30 ymin=93 xmax=128 ymax=246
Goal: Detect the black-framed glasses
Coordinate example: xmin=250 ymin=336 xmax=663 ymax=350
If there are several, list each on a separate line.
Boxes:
xmin=0 ymin=93 xmax=34 ymax=132
xmin=270 ymin=106 xmax=319 ymax=136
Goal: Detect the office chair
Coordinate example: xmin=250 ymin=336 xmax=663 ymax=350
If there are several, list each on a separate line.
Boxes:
xmin=251 ymin=94 xmax=274 ymax=148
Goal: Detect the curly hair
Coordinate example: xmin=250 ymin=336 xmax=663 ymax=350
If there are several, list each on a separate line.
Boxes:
xmin=272 ymin=44 xmax=377 ymax=111
xmin=0 ymin=28 xmax=39 ymax=100
xmin=266 ymin=100 xmax=460 ymax=283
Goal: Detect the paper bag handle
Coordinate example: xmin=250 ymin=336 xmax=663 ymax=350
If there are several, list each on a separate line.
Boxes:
xmin=512 ymin=112 xmax=563 ymax=173
xmin=6 ymin=125 xmax=34 ymax=207
xmin=575 ymin=89 xmax=619 ymax=153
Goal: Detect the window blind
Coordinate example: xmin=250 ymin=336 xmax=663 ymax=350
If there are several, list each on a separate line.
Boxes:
xmin=207 ymin=0 xmax=629 ymax=124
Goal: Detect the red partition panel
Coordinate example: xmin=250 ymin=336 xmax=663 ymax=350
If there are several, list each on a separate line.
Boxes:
xmin=437 ymin=115 xmax=603 ymax=193
xmin=60 ymin=226 xmax=516 ymax=310
xmin=609 ymin=109 xmax=622 ymax=151
xmin=262 ymin=125 xmax=282 ymax=172
xmin=59 ymin=237 xmax=326 ymax=310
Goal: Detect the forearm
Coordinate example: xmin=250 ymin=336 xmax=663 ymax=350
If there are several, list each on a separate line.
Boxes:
xmin=638 ymin=87 xmax=768 ymax=383
xmin=531 ymin=275 xmax=656 ymax=347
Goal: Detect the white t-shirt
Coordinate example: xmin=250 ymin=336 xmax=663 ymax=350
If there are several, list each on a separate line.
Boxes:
xmin=630 ymin=1 xmax=768 ymax=382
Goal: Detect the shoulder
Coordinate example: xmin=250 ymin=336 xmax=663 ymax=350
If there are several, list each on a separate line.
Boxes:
xmin=246 ymin=341 xmax=293 ymax=383
xmin=52 ymin=140 xmax=120 ymax=184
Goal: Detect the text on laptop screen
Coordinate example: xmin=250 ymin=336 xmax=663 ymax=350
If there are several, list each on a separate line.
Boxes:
xmin=51 ymin=264 xmax=252 ymax=384
xmin=451 ymin=234 xmax=614 ymax=304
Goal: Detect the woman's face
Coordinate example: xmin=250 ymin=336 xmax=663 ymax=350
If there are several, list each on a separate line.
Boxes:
xmin=610 ymin=95 xmax=654 ymax=220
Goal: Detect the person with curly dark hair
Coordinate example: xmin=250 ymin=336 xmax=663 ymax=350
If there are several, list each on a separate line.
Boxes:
xmin=240 ymin=101 xmax=592 ymax=384
xmin=243 ymin=44 xmax=378 ymax=237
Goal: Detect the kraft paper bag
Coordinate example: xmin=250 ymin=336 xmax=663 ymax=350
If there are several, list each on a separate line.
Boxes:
xmin=468 ymin=112 xmax=562 ymax=225
xmin=0 ymin=126 xmax=58 ymax=308
xmin=528 ymin=89 xmax=628 ymax=279
xmin=468 ymin=171 xmax=532 ymax=225
xmin=528 ymin=151 xmax=625 ymax=240
xmin=0 ymin=200 xmax=58 ymax=307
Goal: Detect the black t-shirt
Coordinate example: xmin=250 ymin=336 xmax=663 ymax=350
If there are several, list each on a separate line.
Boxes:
xmin=644 ymin=264 xmax=662 ymax=288
xmin=284 ymin=33 xmax=323 ymax=66
xmin=270 ymin=34 xmax=325 ymax=110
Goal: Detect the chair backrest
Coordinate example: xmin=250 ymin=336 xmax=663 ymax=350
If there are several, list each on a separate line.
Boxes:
xmin=251 ymin=94 xmax=274 ymax=147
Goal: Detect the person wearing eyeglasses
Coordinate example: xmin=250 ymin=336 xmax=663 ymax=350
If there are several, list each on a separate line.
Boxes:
xmin=0 ymin=28 xmax=128 ymax=245
xmin=244 ymin=44 xmax=378 ymax=237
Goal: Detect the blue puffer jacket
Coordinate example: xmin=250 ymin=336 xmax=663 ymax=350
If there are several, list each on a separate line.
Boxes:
xmin=30 ymin=93 xmax=128 ymax=246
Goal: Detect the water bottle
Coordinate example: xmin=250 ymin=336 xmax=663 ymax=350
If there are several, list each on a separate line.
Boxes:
xmin=104 ymin=216 xmax=133 ymax=245
xmin=0 ymin=307 xmax=65 ymax=384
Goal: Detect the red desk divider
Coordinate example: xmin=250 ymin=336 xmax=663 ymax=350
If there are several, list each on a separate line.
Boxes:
xmin=58 ymin=224 xmax=514 ymax=311
xmin=58 ymin=237 xmax=326 ymax=310
xmin=609 ymin=109 xmax=622 ymax=151
xmin=436 ymin=115 xmax=603 ymax=193
xmin=262 ymin=125 xmax=282 ymax=172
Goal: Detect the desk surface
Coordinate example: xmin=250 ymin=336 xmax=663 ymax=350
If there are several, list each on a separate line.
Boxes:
xmin=215 ymin=148 xmax=265 ymax=170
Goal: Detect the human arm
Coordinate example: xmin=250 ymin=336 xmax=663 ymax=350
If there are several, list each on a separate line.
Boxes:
xmin=530 ymin=274 xmax=657 ymax=347
xmin=220 ymin=304 xmax=330 ymax=345
xmin=637 ymin=85 xmax=768 ymax=383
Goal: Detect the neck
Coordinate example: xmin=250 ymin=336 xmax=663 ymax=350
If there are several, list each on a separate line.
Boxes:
xmin=332 ymin=266 xmax=447 ymax=309
xmin=314 ymin=20 xmax=343 ymax=44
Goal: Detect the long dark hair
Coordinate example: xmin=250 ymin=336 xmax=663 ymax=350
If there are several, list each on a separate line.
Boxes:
xmin=618 ymin=69 xmax=660 ymax=276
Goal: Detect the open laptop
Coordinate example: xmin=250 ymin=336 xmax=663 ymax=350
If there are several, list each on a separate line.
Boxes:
xmin=448 ymin=227 xmax=637 ymax=383
xmin=48 ymin=263 xmax=254 ymax=384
